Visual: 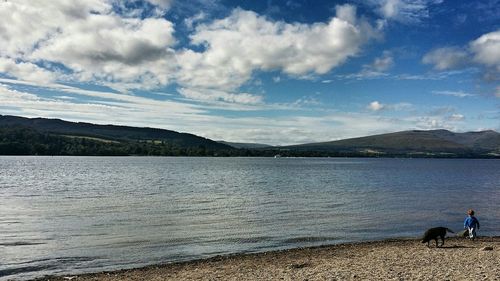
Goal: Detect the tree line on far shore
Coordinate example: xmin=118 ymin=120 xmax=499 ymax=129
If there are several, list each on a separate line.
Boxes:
xmin=0 ymin=126 xmax=497 ymax=158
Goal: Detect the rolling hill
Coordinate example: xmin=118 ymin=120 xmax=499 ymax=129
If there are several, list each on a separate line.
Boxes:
xmin=0 ymin=115 xmax=231 ymax=150
xmin=1 ymin=115 xmax=498 ymax=157
xmin=0 ymin=115 xmax=235 ymax=156
xmin=280 ymin=129 xmax=500 ymax=157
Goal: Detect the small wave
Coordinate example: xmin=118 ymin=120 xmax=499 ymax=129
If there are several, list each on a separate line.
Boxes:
xmin=105 ymin=239 xmax=152 ymax=248
xmin=12 ymin=194 xmax=43 ymax=198
xmin=210 ymin=236 xmax=274 ymax=244
xmin=281 ymin=236 xmax=339 ymax=244
xmin=0 ymin=220 xmax=22 ymax=224
xmin=0 ymin=264 xmax=56 ymax=277
xmin=325 ymin=203 xmax=346 ymax=209
xmin=0 ymin=241 xmax=45 ymax=246
xmin=0 ymin=256 xmax=98 ymax=278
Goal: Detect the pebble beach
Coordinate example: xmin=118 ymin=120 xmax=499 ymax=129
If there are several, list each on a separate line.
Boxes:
xmin=35 ymin=236 xmax=500 ymax=281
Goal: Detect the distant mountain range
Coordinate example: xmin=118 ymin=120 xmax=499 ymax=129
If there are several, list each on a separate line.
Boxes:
xmin=1 ymin=115 xmax=499 ymax=158
xmin=279 ymin=129 xmax=500 ymax=157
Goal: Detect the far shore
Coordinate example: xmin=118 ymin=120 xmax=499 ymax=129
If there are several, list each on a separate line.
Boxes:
xmin=34 ymin=236 xmax=500 ymax=281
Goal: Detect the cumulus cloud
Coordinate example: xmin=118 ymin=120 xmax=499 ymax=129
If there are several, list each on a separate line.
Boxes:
xmin=176 ymin=5 xmax=379 ymax=91
xmin=422 ymin=30 xmax=500 ymax=76
xmin=0 ymin=0 xmax=178 ymax=91
xmin=470 ymin=30 xmax=500 ymax=71
xmin=422 ymin=47 xmax=469 ymax=70
xmin=0 ymin=1 xmax=382 ymax=104
xmin=0 ymin=58 xmax=57 ymax=84
xmin=0 ymin=0 xmax=112 ymax=57
xmin=32 ymin=16 xmax=177 ymax=88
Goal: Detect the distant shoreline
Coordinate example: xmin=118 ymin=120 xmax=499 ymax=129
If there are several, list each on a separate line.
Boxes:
xmin=2 ymin=115 xmax=499 ymax=158
xmin=33 ymin=236 xmax=500 ymax=281
xmin=1 ymin=154 xmax=499 ymax=159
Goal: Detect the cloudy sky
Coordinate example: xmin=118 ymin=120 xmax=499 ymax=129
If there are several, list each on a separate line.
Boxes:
xmin=0 ymin=0 xmax=499 ymax=145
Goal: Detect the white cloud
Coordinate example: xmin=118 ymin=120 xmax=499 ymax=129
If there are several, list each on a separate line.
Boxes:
xmin=0 ymin=0 xmax=177 ymax=91
xmin=448 ymin=114 xmax=465 ymax=121
xmin=373 ymin=0 xmax=443 ymax=24
xmin=470 ymin=30 xmax=500 ymax=71
xmin=347 ymin=51 xmax=394 ymax=79
xmin=292 ymin=96 xmax=322 ymax=107
xmin=203 ymin=113 xmax=414 ymax=145
xmin=178 ymin=88 xmax=264 ymax=105
xmin=31 ymin=16 xmax=176 ymax=89
xmin=368 ymin=101 xmax=385 ymax=111
xmin=0 ymin=81 xmax=412 ymax=145
xmin=0 ymin=57 xmax=57 ymax=84
xmin=432 ymin=90 xmax=475 ymax=98
xmin=333 ymin=51 xmax=394 ymax=81
xmin=367 ymin=101 xmax=411 ymax=112
xmin=1 ymin=1 xmax=382 ymax=104
xmin=422 ymin=30 xmax=500 ymax=76
xmin=370 ymin=52 xmax=394 ymax=72
xmin=0 ymin=1 xmax=113 ymax=57
xmin=176 ymin=5 xmax=379 ymax=91
xmin=422 ymin=47 xmax=469 ymax=70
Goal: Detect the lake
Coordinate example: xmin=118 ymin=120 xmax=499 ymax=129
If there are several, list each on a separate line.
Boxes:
xmin=1 ymin=157 xmax=499 ymax=280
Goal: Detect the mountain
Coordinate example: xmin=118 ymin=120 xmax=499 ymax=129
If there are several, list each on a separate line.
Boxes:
xmin=218 ymin=141 xmax=273 ymax=149
xmin=0 ymin=115 xmax=231 ymax=150
xmin=0 ymin=115 xmax=234 ymax=156
xmin=1 ymin=115 xmax=498 ymax=158
xmin=280 ymin=129 xmax=500 ymax=157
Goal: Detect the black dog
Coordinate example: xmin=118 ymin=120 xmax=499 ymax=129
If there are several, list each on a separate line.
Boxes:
xmin=421 ymin=227 xmax=454 ymax=247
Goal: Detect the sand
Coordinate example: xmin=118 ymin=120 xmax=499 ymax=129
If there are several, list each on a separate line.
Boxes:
xmin=36 ymin=237 xmax=499 ymax=281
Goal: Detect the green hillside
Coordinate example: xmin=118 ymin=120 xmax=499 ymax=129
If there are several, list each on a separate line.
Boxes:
xmin=1 ymin=115 xmax=498 ymax=158
xmin=281 ymin=129 xmax=500 ymax=157
xmin=0 ymin=115 xmax=234 ymax=156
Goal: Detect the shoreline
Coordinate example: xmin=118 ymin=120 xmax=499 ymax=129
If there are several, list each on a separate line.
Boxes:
xmin=32 ymin=236 xmax=500 ymax=281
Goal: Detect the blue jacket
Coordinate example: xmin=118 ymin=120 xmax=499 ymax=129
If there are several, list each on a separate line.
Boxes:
xmin=464 ymin=216 xmax=480 ymax=229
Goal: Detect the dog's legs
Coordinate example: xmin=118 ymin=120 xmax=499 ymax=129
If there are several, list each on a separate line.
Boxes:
xmin=440 ymin=235 xmax=445 ymax=247
xmin=435 ymin=238 xmax=439 ymax=248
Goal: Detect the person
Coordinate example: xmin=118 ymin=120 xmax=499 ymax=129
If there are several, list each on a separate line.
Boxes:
xmin=464 ymin=209 xmax=480 ymax=240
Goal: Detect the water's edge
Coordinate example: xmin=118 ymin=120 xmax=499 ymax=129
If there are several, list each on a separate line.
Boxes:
xmin=31 ymin=236 xmax=499 ymax=281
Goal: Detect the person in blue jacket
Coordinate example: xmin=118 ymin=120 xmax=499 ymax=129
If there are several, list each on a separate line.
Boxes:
xmin=464 ymin=209 xmax=480 ymax=240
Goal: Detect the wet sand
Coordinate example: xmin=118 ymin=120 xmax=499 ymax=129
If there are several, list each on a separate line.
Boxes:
xmin=36 ymin=237 xmax=499 ymax=281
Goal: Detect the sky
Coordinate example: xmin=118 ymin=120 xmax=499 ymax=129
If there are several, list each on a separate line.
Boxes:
xmin=0 ymin=0 xmax=499 ymax=145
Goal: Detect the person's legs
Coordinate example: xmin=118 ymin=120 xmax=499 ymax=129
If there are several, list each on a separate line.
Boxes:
xmin=468 ymin=227 xmax=475 ymax=240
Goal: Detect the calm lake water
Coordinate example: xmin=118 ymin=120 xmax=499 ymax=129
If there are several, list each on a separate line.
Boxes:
xmin=1 ymin=156 xmax=499 ymax=280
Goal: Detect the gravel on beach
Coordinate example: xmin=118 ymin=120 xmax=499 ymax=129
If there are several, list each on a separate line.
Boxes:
xmin=37 ymin=237 xmax=500 ymax=281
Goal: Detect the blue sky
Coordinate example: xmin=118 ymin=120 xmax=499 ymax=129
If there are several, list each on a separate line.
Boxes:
xmin=0 ymin=0 xmax=498 ymax=145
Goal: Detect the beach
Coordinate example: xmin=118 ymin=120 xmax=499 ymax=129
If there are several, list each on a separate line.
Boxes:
xmin=35 ymin=237 xmax=499 ymax=281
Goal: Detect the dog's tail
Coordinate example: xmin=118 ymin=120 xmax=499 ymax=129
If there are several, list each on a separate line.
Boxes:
xmin=446 ymin=228 xmax=454 ymax=233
